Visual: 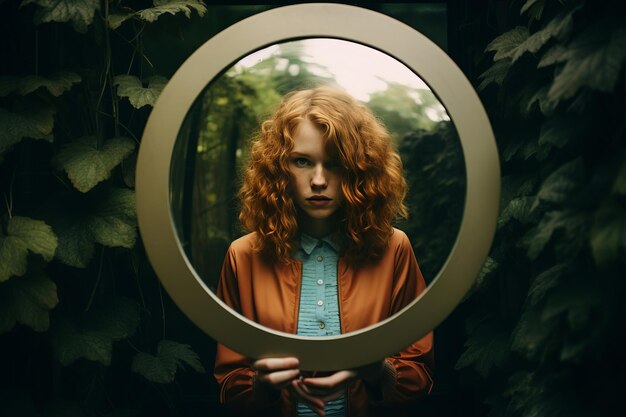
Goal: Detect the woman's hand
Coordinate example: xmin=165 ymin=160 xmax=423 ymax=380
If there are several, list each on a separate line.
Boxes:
xmin=252 ymin=357 xmax=301 ymax=391
xmin=295 ymin=360 xmax=387 ymax=416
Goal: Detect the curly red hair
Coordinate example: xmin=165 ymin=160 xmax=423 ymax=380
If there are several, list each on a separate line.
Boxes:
xmin=239 ymin=86 xmax=408 ymax=265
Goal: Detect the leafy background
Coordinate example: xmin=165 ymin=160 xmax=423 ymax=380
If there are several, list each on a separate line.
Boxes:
xmin=1 ymin=1 xmax=625 ymax=417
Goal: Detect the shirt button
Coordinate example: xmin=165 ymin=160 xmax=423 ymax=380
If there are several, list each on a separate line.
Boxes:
xmin=316 ymin=256 xmax=323 ymax=262
xmin=317 ymin=279 xmax=324 ymax=285
xmin=317 ymin=300 xmax=323 ymax=306
xmin=319 ymin=322 xmax=325 ymax=329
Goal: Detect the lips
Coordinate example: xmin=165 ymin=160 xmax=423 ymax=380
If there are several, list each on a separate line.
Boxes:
xmin=307 ymin=195 xmax=331 ymax=201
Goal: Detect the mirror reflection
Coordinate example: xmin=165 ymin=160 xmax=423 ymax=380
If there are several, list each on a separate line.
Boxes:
xmin=170 ymin=38 xmax=465 ymax=335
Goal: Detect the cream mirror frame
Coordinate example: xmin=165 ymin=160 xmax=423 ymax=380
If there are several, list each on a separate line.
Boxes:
xmin=136 ymin=3 xmax=500 ymax=371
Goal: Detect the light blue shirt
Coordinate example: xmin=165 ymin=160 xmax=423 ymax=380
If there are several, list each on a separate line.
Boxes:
xmin=294 ymin=234 xmax=346 ymax=417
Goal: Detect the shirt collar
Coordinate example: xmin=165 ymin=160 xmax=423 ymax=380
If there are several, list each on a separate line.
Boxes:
xmin=299 ymin=233 xmax=342 ymax=255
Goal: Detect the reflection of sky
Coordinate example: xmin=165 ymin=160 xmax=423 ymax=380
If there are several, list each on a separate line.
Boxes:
xmin=234 ymin=39 xmax=449 ymax=122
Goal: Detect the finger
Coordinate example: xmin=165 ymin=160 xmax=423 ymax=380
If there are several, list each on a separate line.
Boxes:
xmin=302 ymin=370 xmax=355 ymax=389
xmin=253 ymin=357 xmax=299 ymax=371
xmin=291 ymin=380 xmax=325 ymax=416
xmin=257 ymin=368 xmax=300 ymax=388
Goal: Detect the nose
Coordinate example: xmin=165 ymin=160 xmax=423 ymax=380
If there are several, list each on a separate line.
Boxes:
xmin=311 ymin=164 xmax=327 ymax=189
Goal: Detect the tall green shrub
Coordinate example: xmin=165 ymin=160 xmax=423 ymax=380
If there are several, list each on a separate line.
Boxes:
xmin=456 ymin=1 xmax=626 ymax=415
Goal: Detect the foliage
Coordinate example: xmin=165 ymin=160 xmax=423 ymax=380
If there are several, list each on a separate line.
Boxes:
xmin=0 ymin=1 xmax=211 ymax=416
xmin=455 ymin=1 xmax=626 ymax=416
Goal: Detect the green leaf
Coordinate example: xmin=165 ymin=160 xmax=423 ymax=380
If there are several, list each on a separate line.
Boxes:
xmin=528 ymin=263 xmax=567 ymax=306
xmin=486 ymin=26 xmax=529 ymax=61
xmin=0 ymin=102 xmax=55 ymax=154
xmin=53 ymin=136 xmax=136 ymax=193
xmin=511 ymin=306 xmax=560 ymax=361
xmin=0 ymin=269 xmax=58 ymax=333
xmin=537 ymin=158 xmax=583 ymax=203
xmin=499 ymin=196 xmax=535 ymax=227
xmin=23 ymin=0 xmax=100 ymax=33
xmin=47 ymin=213 xmax=94 ymax=268
xmin=548 ymin=24 xmax=626 ymax=104
xmin=521 ymin=211 xmax=566 ymax=260
xmin=520 ymin=0 xmax=541 ymax=15
xmin=89 ymin=187 xmax=137 ymax=248
xmin=108 ymin=11 xmax=135 ymax=30
xmin=455 ymin=314 xmax=510 ymax=377
xmin=478 ymin=59 xmax=512 ymax=90
xmin=612 ymin=156 xmax=626 ymax=196
xmin=113 ymin=75 xmax=167 ymax=108
xmin=132 ymin=340 xmax=205 ymax=384
xmin=0 ymin=216 xmax=58 ymax=282
xmin=43 ymin=188 xmax=137 ymax=268
xmin=0 ymin=71 xmax=81 ymax=97
xmin=51 ymin=297 xmax=140 ymax=366
xmin=51 ymin=318 xmax=113 ymax=366
xmin=511 ymin=5 xmax=579 ymax=63
xmin=87 ymin=296 xmax=141 ymax=341
xmin=537 ymin=44 xmax=568 ymax=68
xmin=538 ymin=117 xmax=585 ymax=149
xmin=136 ymin=0 xmax=207 ymax=24
xmin=590 ymin=201 xmax=626 ymax=268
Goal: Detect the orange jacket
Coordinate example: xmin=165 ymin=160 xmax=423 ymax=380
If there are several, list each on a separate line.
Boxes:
xmin=214 ymin=228 xmax=434 ymax=416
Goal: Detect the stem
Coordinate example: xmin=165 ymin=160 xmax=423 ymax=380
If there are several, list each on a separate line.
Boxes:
xmin=85 ymin=247 xmax=105 ymax=312
xmin=95 ymin=1 xmax=114 ymax=146
xmin=158 ymin=281 xmax=166 ymax=339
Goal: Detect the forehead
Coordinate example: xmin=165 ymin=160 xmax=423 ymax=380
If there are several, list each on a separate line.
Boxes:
xmin=291 ymin=119 xmax=325 ymax=154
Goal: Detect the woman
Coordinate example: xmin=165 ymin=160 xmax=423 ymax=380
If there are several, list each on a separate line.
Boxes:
xmin=214 ymin=87 xmax=434 ymax=417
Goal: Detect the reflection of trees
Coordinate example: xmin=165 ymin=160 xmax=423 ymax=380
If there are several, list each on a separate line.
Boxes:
xmin=173 ymin=47 xmax=463 ymax=289
xmin=396 ymin=121 xmax=465 ymax=283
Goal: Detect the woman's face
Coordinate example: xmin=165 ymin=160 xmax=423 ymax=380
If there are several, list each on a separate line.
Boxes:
xmin=288 ymin=119 xmax=344 ymax=237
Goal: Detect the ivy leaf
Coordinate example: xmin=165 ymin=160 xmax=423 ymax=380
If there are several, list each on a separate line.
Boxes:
xmin=455 ymin=314 xmax=510 ymax=377
xmin=528 ymin=263 xmax=568 ymax=306
xmin=499 ymin=196 xmax=535 ymax=228
xmin=511 ymin=305 xmax=560 ymax=361
xmin=113 ymin=75 xmax=167 ymax=108
xmin=485 ymin=26 xmax=529 ymax=61
xmin=44 ymin=187 xmax=136 ymax=268
xmin=538 ymin=117 xmax=585 ymax=149
xmin=23 ymin=0 xmax=100 ymax=33
xmin=0 ymin=269 xmax=58 ymax=334
xmin=108 ymin=10 xmax=135 ymax=30
xmin=52 ymin=136 xmax=136 ymax=193
xmin=0 ymin=101 xmax=55 ymax=154
xmin=612 ymin=156 xmax=626 ymax=196
xmin=136 ymin=0 xmax=207 ymax=24
xmin=520 ymin=0 xmax=541 ymax=15
xmin=511 ymin=5 xmax=579 ymax=63
xmin=87 ymin=296 xmax=141 ymax=341
xmin=89 ymin=187 xmax=137 ymax=248
xmin=51 ymin=318 xmax=113 ymax=366
xmin=51 ymin=297 xmax=140 ymax=366
xmin=132 ymin=340 xmax=206 ymax=384
xmin=0 ymin=216 xmax=58 ymax=282
xmin=521 ymin=211 xmax=566 ymax=260
xmin=548 ymin=24 xmax=626 ymax=104
xmin=537 ymin=44 xmax=568 ymax=68
xmin=478 ymin=59 xmax=512 ymax=90
xmin=537 ymin=158 xmax=583 ymax=204
xmin=590 ymin=201 xmax=626 ymax=268
xmin=0 ymin=71 xmax=81 ymax=97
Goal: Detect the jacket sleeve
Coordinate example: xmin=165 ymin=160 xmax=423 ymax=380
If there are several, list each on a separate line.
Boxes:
xmin=213 ymin=245 xmax=282 ymax=414
xmin=365 ymin=231 xmax=434 ymax=406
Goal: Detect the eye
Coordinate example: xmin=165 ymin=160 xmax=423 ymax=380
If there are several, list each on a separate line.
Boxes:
xmin=293 ymin=157 xmax=310 ymax=167
xmin=325 ymin=160 xmax=342 ymax=171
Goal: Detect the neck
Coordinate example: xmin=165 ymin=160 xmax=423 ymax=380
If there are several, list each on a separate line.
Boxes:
xmin=298 ymin=214 xmax=338 ymax=239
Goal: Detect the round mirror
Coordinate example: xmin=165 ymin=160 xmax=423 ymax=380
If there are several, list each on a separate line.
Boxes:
xmin=136 ymin=3 xmax=499 ymax=370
